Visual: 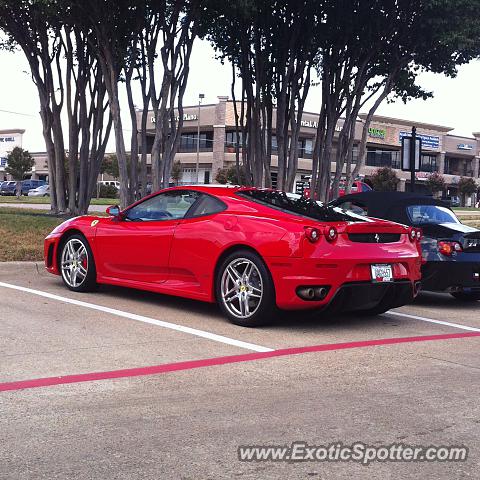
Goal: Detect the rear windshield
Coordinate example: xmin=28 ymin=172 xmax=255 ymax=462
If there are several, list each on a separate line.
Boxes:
xmin=407 ymin=205 xmax=460 ymax=225
xmin=237 ymin=190 xmax=365 ymax=222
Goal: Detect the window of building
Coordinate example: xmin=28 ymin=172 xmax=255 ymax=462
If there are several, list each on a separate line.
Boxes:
xmin=179 ymin=132 xmax=213 ymax=152
xmin=420 ymin=154 xmax=437 ymax=173
xmin=366 ymin=149 xmax=400 ymax=169
xmin=270 ymin=171 xmax=278 ymax=189
xmin=298 ymin=138 xmax=314 ymax=159
xmin=225 ymin=131 xmax=243 ymax=150
xmin=271 ymin=135 xmax=278 ymax=154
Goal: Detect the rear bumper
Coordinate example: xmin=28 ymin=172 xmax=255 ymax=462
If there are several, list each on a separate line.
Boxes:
xmin=325 ymin=280 xmax=416 ymax=313
xmin=421 ymin=260 xmax=480 ymax=293
xmin=266 ymin=255 xmax=421 ymax=310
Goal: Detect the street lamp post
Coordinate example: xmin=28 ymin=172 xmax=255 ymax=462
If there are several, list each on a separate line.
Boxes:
xmin=196 ymin=93 xmax=205 ymax=184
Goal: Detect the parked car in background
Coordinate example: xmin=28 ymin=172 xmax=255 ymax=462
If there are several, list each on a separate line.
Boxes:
xmin=98 ymin=180 xmax=120 ymax=190
xmin=338 ymin=180 xmax=372 ymax=197
xmin=45 ymin=186 xmax=422 ymax=326
xmin=332 ymin=191 xmax=480 ymax=301
xmin=442 ymin=195 xmax=460 ymax=207
xmin=0 ymin=181 xmax=18 ymax=195
xmin=28 ymin=184 xmax=50 ymax=197
xmin=20 ymin=179 xmax=46 ymax=196
xmin=303 ymin=181 xmax=372 ymax=200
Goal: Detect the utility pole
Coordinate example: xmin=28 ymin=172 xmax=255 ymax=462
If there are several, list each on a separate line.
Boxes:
xmin=195 ymin=93 xmax=205 ymax=184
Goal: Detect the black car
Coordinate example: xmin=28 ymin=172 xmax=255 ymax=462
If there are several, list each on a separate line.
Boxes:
xmin=331 ymin=192 xmax=480 ymax=301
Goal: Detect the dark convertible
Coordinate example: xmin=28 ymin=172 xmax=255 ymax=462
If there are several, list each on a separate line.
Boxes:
xmin=332 ymin=192 xmax=480 ymax=301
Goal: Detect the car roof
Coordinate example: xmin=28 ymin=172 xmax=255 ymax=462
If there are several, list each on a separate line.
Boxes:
xmin=160 ymin=184 xmax=247 ymax=197
xmin=331 ymin=191 xmax=449 ymax=220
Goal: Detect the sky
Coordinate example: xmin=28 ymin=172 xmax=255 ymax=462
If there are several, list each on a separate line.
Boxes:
xmin=1 ymin=39 xmax=480 ymax=152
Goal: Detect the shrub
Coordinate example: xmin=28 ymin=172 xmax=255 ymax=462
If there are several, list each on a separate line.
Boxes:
xmin=370 ymin=167 xmax=400 ymax=192
xmin=98 ymin=184 xmax=119 ymax=198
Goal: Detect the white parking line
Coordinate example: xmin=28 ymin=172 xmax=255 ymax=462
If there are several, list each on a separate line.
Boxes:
xmin=386 ymin=310 xmax=480 ymax=332
xmin=0 ymin=281 xmax=274 ymax=353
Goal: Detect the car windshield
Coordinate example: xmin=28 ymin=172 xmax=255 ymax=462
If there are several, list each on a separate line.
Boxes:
xmin=407 ymin=205 xmax=460 ymax=225
xmin=238 ymin=189 xmax=365 ymax=222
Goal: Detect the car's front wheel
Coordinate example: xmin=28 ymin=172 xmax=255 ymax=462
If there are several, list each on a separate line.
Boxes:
xmin=216 ymin=250 xmax=276 ymax=327
xmin=60 ymin=234 xmax=97 ymax=292
xmin=450 ymin=292 xmax=480 ymax=302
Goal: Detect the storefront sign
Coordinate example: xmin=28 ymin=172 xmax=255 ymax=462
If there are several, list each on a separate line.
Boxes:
xmin=151 ymin=113 xmax=198 ymax=123
xmin=301 ymin=120 xmax=318 ymax=129
xmin=0 ymin=133 xmax=22 ymax=160
xmin=415 ymin=172 xmax=429 ymax=180
xmin=399 ymin=131 xmax=439 ymax=150
xmin=457 ymin=143 xmax=474 ymax=151
xmin=368 ymin=127 xmax=386 ymax=139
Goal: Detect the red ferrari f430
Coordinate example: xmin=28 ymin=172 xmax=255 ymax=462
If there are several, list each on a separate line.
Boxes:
xmin=45 ymin=186 xmax=422 ymax=326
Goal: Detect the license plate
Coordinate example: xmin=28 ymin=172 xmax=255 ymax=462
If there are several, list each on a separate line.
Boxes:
xmin=371 ymin=264 xmax=393 ymax=283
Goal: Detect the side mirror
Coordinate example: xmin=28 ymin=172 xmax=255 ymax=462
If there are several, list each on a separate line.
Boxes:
xmin=106 ymin=205 xmax=121 ymax=218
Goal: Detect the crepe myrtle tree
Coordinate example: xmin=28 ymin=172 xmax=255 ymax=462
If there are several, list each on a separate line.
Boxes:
xmin=370 ymin=167 xmax=400 ymax=192
xmin=312 ymin=0 xmax=480 ymax=202
xmin=426 ymin=172 xmax=446 ymax=197
xmin=5 ymin=147 xmax=35 ymax=198
xmin=458 ymin=176 xmax=477 ymax=206
xmin=205 ymin=0 xmax=320 ymax=190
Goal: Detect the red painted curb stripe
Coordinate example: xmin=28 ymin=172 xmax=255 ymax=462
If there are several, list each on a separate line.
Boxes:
xmin=2 ymin=332 xmax=480 ymax=393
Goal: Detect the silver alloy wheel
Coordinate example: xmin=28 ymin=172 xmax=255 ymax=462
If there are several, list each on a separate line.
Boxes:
xmin=61 ymin=238 xmax=89 ymax=288
xmin=220 ymin=257 xmax=263 ymax=319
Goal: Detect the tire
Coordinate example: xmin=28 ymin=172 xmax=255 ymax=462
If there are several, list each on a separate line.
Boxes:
xmin=59 ymin=233 xmax=97 ymax=292
xmin=451 ymin=292 xmax=480 ymax=302
xmin=215 ymin=249 xmax=276 ymax=327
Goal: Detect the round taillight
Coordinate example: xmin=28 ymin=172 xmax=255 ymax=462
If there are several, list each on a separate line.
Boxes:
xmin=305 ymin=227 xmax=320 ymax=243
xmin=409 ymin=228 xmax=417 ymax=242
xmin=416 ymin=230 xmax=422 ymax=241
xmin=438 ymin=241 xmax=453 ymax=256
xmin=325 ymin=226 xmax=338 ymax=242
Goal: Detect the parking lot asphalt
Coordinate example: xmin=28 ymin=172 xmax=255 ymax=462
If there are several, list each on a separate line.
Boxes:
xmin=1 ymin=262 xmax=479 ymax=479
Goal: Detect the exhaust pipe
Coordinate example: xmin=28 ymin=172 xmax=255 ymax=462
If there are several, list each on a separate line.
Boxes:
xmin=296 ymin=286 xmax=330 ymax=301
xmin=314 ymin=287 xmax=327 ymax=299
xmin=297 ymin=287 xmax=316 ymax=300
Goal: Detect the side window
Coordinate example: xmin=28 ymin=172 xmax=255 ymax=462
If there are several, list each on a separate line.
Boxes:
xmin=187 ymin=194 xmax=226 ymax=218
xmin=125 ymin=190 xmax=200 ymax=222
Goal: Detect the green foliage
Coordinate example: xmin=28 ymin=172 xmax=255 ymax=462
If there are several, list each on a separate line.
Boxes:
xmin=426 ymin=172 xmax=446 ymax=194
xmin=101 ymin=154 xmax=120 ymax=179
xmin=98 ymin=184 xmax=119 ymax=198
xmin=170 ymin=160 xmax=182 ymax=185
xmin=5 ymin=147 xmax=34 ymax=180
xmin=215 ymin=165 xmax=247 ymax=185
xmin=458 ymin=177 xmax=477 ymax=196
xmin=370 ymin=167 xmax=400 ymax=192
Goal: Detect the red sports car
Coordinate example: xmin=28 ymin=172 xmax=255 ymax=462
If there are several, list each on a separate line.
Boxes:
xmin=44 ymin=186 xmax=422 ymax=326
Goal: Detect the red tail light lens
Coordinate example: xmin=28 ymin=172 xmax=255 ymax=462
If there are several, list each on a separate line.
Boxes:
xmin=438 ymin=240 xmax=463 ymax=256
xmin=305 ymin=227 xmax=320 ymax=243
xmin=325 ymin=226 xmax=338 ymax=243
xmin=409 ymin=228 xmax=417 ymax=242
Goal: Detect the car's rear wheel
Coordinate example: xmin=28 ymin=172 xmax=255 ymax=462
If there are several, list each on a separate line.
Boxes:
xmin=60 ymin=234 xmax=97 ymax=292
xmin=216 ymin=250 xmax=275 ymax=327
xmin=450 ymin=292 xmax=480 ymax=302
